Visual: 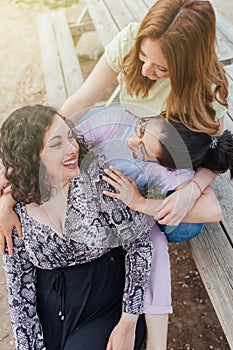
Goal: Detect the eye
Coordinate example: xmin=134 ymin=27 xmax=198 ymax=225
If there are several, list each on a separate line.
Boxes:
xmin=49 ymin=142 xmax=62 ymax=148
xmin=139 ymin=50 xmax=146 ymax=61
xmin=158 ymin=66 xmax=168 ymax=73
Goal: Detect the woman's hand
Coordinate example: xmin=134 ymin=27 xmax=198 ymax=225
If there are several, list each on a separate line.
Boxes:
xmin=106 ymin=313 xmax=138 ymax=350
xmin=0 ymin=166 xmax=11 ymax=196
xmin=154 ymin=181 xmax=201 ymax=226
xmin=0 ymin=194 xmax=22 ymax=256
xmin=102 ymin=166 xmax=144 ymax=211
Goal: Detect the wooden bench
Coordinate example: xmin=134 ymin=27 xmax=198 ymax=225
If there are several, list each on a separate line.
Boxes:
xmin=37 ymin=11 xmax=84 ymax=107
xmin=188 ymin=12 xmax=233 ymax=347
xmin=37 ymin=2 xmax=233 ymax=347
xmin=82 ymin=0 xmax=233 ymax=347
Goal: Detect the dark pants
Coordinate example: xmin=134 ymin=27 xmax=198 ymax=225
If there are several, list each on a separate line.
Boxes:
xmin=36 ymin=247 xmax=145 ymax=350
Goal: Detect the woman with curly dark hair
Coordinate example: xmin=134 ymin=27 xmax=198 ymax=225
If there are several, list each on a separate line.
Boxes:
xmin=0 ymin=104 xmax=153 ymax=350
xmin=0 ymin=106 xmax=228 ymax=350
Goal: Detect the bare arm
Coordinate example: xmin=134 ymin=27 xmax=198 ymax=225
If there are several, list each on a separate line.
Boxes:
xmin=102 ymin=167 xmax=221 ymax=224
xmin=156 ymin=114 xmax=224 ymax=225
xmin=0 ymin=194 xmax=21 ymax=256
xmin=106 ymin=313 xmax=138 ymax=350
xmin=154 ymin=167 xmax=218 ymax=225
xmin=61 ymin=55 xmax=118 ymax=122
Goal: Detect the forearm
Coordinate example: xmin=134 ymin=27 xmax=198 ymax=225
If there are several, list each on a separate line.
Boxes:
xmin=192 ymin=168 xmax=217 ymax=192
xmin=61 ymin=91 xmax=91 ymax=123
xmin=3 ymin=247 xmax=45 ymax=349
xmin=131 ymin=187 xmax=221 ymax=223
xmin=0 ymin=194 xmax=21 ymax=256
xmin=123 ymin=236 xmax=152 ymax=314
xmin=61 ymin=55 xmax=117 ymax=121
xmin=182 ymin=187 xmax=221 ymax=223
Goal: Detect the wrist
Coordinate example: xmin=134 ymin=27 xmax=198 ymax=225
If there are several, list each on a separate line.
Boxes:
xmin=0 ymin=193 xmax=16 ymax=211
xmin=190 ymin=179 xmax=203 ymax=197
xmin=190 ymin=180 xmax=203 ymax=199
xmin=131 ymin=195 xmax=146 ymax=212
xmin=120 ymin=312 xmax=139 ymax=327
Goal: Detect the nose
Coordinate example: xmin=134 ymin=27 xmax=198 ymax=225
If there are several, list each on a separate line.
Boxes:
xmin=67 ymin=139 xmax=78 ymax=153
xmin=141 ymin=61 xmax=153 ymax=77
xmin=127 ymin=132 xmax=141 ymax=151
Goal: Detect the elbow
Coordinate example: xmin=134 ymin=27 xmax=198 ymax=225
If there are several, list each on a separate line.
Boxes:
xmin=211 ymin=202 xmax=222 ymax=222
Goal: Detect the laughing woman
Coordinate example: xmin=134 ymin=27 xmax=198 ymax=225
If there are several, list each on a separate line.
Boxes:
xmin=0 ymin=105 xmax=152 ymax=350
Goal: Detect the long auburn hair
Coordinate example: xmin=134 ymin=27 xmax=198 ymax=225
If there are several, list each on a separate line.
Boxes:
xmin=123 ymin=0 xmax=228 ymax=135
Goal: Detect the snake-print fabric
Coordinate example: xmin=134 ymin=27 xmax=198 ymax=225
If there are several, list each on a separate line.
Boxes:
xmin=3 ymin=156 xmax=152 ymax=350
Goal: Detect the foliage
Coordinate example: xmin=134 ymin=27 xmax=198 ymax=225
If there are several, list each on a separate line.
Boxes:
xmin=9 ymin=0 xmax=78 ymax=9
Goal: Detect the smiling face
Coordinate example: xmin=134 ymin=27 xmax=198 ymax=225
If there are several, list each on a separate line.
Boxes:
xmin=40 ymin=114 xmax=80 ymax=187
xmin=126 ymin=118 xmax=162 ymax=162
xmin=139 ymin=38 xmax=169 ymax=80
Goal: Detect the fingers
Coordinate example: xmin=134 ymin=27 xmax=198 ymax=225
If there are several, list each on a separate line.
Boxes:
xmin=103 ymin=190 xmax=118 ymax=199
xmin=0 ymin=237 xmax=6 ymax=255
xmin=104 ymin=167 xmax=127 ymax=182
xmin=102 ymin=176 xmax=121 ymax=190
xmin=106 ymin=340 xmax=112 ymax=350
xmin=6 ymin=235 xmax=13 ymax=257
xmin=15 ymin=223 xmax=23 ymax=239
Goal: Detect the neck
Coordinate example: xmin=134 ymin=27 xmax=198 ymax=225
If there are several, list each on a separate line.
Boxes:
xmin=52 ymin=179 xmax=69 ymax=193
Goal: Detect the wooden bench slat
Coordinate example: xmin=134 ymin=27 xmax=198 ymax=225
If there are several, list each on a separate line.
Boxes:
xmin=122 ymin=0 xmax=149 ymax=23
xmin=216 ymin=32 xmax=233 ymax=66
xmin=85 ymin=0 xmax=119 ymax=46
xmin=189 ymin=223 xmax=233 ymax=347
xmin=142 ymin=0 xmax=154 ymax=8
xmin=212 ymin=173 xmax=233 ymax=245
xmin=37 ymin=13 xmax=67 ymax=107
xmin=104 ymin=0 xmax=134 ymax=29
xmin=37 ymin=11 xmax=84 ymax=107
xmin=51 ymin=11 xmax=83 ymax=98
xmin=225 ymin=66 xmax=233 ymax=122
xmin=216 ymin=10 xmax=233 ymax=48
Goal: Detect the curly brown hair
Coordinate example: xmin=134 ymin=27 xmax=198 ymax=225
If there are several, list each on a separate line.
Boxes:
xmin=0 ymin=104 xmax=89 ymax=205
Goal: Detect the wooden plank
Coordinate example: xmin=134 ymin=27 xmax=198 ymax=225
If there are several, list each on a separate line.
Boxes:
xmin=215 ymin=10 xmax=233 ymax=48
xmin=211 ymin=173 xmax=233 ymax=244
xmin=104 ymin=0 xmax=134 ymax=29
xmin=142 ymin=0 xmax=155 ymax=8
xmin=216 ymin=32 xmax=233 ymax=65
xmin=189 ymin=224 xmax=233 ymax=347
xmin=51 ymin=11 xmax=83 ymax=98
xmin=122 ymin=0 xmax=149 ymax=22
xmin=37 ymin=13 xmax=67 ymax=107
xmin=225 ymin=66 xmax=233 ymax=122
xmin=85 ymin=0 xmax=119 ymax=46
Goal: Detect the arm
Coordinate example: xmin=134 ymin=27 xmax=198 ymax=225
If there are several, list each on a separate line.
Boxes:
xmin=106 ymin=313 xmax=139 ymax=350
xmin=61 ymin=55 xmax=118 ymax=122
xmin=0 ymin=194 xmax=22 ymax=256
xmin=153 ymin=167 xmax=218 ymax=225
xmin=102 ymin=167 xmax=221 ymax=224
xmin=3 ymin=232 xmax=45 ymax=349
xmin=107 ymin=220 xmax=152 ymax=350
xmin=155 ymin=113 xmax=225 ymax=225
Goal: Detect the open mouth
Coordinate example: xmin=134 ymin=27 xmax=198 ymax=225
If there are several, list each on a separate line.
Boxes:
xmin=62 ymin=158 xmax=78 ymax=169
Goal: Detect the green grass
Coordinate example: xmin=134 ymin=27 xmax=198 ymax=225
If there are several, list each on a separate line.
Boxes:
xmin=78 ymin=54 xmax=90 ymax=62
xmin=9 ymin=0 xmax=78 ymax=9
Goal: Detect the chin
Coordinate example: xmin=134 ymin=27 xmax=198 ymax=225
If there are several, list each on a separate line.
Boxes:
xmin=65 ymin=167 xmax=81 ymax=181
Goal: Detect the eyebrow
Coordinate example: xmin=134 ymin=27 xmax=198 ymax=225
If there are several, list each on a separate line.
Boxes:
xmin=139 ymin=48 xmax=168 ymax=70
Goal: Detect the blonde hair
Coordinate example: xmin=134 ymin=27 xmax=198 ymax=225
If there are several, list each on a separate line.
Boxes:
xmin=123 ymin=0 xmax=228 ymax=135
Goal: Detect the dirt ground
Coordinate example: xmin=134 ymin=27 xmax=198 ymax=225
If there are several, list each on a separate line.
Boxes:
xmin=0 ymin=0 xmax=232 ymax=349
